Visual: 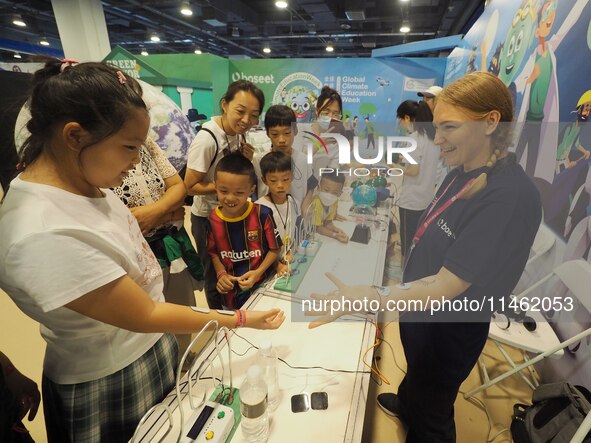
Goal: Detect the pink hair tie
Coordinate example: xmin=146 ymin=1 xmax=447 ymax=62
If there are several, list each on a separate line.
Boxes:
xmin=116 ymin=71 xmax=127 ymax=84
xmin=59 ymin=58 xmax=78 ymax=73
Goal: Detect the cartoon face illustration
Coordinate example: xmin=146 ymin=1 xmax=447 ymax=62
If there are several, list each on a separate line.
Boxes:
xmin=499 ymin=0 xmax=538 ymax=84
xmin=536 ymin=0 xmax=557 ymax=39
xmin=289 ymin=92 xmax=311 ymax=119
xmin=577 ymin=91 xmax=591 ymax=121
xmin=579 ymin=103 xmax=591 ymax=121
xmin=285 ymin=85 xmax=317 ymax=122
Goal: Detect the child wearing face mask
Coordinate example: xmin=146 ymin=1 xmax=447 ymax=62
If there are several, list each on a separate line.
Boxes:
xmin=306 ymin=171 xmax=349 ymax=243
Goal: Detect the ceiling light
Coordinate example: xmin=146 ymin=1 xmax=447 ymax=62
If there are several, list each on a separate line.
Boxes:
xmin=263 ymin=46 xmax=271 ymax=54
xmin=12 ymin=15 xmax=26 ymax=27
xmin=14 ymin=53 xmax=22 ymax=59
xmin=141 ymin=49 xmax=149 ymax=56
xmin=39 ymin=37 xmax=50 ymax=46
xmin=194 ymin=48 xmax=202 ymax=54
xmin=275 ymin=1 xmax=288 ymax=8
xmin=400 ymin=23 xmax=411 ymax=33
xmin=400 ymin=0 xmax=410 ymax=2
xmin=325 ymin=42 xmax=334 ymax=52
xmin=180 ymin=2 xmax=193 ymax=16
xmin=150 ymin=32 xmax=160 ymax=42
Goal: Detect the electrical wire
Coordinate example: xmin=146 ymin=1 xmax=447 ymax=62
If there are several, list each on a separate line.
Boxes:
xmin=232 ymin=330 xmax=370 ymax=375
xmin=375 ymin=321 xmax=407 ymax=376
xmin=362 ymin=320 xmax=391 ymax=385
xmin=373 ymin=321 xmax=509 ymax=441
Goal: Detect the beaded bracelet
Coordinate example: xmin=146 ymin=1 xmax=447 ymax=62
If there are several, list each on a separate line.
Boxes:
xmin=234 ymin=310 xmax=246 ymax=328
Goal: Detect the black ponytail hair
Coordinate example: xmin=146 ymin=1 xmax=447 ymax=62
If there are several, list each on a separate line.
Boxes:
xmin=20 ymin=58 xmax=146 ymax=169
xmin=316 ymin=86 xmax=342 ymax=117
xmin=396 ymin=100 xmax=419 ymax=120
xmin=414 ymin=101 xmax=435 ymax=140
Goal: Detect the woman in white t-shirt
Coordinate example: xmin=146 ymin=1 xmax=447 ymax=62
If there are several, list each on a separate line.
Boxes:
xmin=184 ymin=80 xmax=264 ymax=309
xmin=395 ymin=100 xmax=441 ymax=260
xmin=0 ymin=61 xmax=284 ymax=443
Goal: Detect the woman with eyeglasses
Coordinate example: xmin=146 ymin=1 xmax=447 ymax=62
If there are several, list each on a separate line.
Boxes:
xmin=184 ymin=80 xmax=264 ymax=309
xmin=304 ymin=86 xmax=344 ymax=174
xmin=301 ymin=86 xmax=349 ymax=215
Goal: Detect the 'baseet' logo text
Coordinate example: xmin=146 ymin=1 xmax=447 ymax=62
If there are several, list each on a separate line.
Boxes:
xmin=231 ymin=72 xmax=275 ymax=84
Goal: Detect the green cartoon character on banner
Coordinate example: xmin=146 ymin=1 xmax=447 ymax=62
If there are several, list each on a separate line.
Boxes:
xmin=498 ymin=0 xmax=540 ymax=98
xmin=286 ymin=85 xmax=318 ymax=123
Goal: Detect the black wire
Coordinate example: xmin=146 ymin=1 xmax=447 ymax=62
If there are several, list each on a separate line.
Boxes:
xmin=231 ymin=345 xmax=256 ymax=357
xmin=232 ymin=331 xmax=371 ymax=375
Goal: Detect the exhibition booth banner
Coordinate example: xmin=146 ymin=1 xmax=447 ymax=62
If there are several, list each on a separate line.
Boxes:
xmin=446 ymin=0 xmax=591 ymax=215
xmin=446 ymin=0 xmax=591 ymax=245
xmin=228 ymin=57 xmax=446 ymax=125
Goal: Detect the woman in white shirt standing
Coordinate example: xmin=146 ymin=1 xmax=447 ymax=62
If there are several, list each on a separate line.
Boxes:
xmin=395 ymin=100 xmax=441 ymax=261
xmin=0 ymin=60 xmax=283 ymax=442
xmin=184 ymin=80 xmax=264 ymax=309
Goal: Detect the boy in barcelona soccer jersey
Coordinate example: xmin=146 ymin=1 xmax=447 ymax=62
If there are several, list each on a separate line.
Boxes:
xmin=207 ymin=153 xmax=281 ymax=308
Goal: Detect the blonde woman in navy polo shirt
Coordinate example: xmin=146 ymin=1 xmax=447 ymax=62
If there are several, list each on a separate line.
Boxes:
xmin=308 ymin=72 xmax=542 ymax=443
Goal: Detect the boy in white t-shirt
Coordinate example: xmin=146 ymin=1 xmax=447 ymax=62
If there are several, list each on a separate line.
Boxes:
xmin=255 ymin=151 xmax=299 ymax=276
xmin=253 ymin=105 xmax=312 ymax=212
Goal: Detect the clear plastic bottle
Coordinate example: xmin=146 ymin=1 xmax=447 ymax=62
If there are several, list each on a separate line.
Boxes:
xmin=240 ymin=365 xmax=269 ymax=443
xmin=258 ymin=338 xmax=279 ymax=411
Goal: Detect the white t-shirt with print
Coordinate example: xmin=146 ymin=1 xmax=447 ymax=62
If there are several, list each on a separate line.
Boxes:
xmin=0 ymin=177 xmax=164 ymax=384
xmin=187 ymin=118 xmax=241 ymax=217
xmin=253 ymin=148 xmax=312 ymax=211
xmin=255 ymin=195 xmax=299 ymax=244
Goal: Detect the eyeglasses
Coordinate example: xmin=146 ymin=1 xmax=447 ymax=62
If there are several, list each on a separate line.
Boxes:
xmin=319 ymin=109 xmax=342 ymax=119
xmin=511 ymin=1 xmax=533 ymax=27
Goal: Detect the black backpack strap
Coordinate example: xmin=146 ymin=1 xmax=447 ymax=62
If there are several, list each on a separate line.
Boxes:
xmin=511 ymin=404 xmax=533 ymax=443
xmin=198 ymin=127 xmax=220 ymax=170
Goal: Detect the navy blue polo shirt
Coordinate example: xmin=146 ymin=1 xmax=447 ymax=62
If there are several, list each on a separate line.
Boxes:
xmin=400 ymin=153 xmax=542 ymax=384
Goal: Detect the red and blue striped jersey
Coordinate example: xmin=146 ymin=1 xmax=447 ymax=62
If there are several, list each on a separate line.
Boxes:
xmin=207 ymin=201 xmax=281 ymax=307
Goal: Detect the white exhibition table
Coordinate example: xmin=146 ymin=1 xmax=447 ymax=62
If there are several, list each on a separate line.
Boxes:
xmin=133 ymin=198 xmax=391 ymax=442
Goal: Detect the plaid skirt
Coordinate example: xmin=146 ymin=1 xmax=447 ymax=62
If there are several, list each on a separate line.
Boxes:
xmin=42 ymin=334 xmax=178 ymax=443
